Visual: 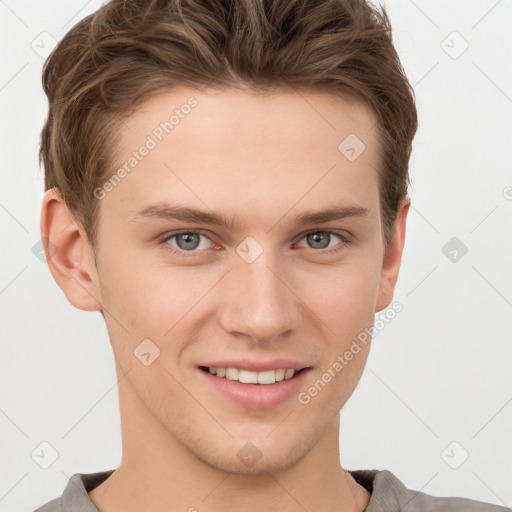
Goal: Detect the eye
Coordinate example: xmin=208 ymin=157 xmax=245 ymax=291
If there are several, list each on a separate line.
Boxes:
xmin=157 ymin=229 xmax=350 ymax=257
xmin=158 ymin=231 xmax=215 ymax=256
xmin=296 ymin=230 xmax=350 ymax=254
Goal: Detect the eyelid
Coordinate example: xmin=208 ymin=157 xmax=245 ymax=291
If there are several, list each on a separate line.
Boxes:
xmin=295 ymin=228 xmax=351 ymax=243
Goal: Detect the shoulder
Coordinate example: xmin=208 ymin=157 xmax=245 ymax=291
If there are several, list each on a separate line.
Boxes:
xmin=397 ymin=480 xmax=510 ymax=512
xmin=31 ymin=469 xmax=114 ymax=512
xmin=31 ymin=497 xmax=61 ymax=512
xmin=349 ymin=468 xmax=510 ymax=512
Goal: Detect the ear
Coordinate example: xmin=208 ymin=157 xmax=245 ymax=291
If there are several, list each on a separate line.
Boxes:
xmin=375 ymin=197 xmax=410 ymax=312
xmin=40 ymin=187 xmax=103 ymax=311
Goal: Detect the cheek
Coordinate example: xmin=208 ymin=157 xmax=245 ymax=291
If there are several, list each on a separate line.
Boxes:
xmin=301 ymin=258 xmax=380 ymax=336
xmin=98 ymin=245 xmax=207 ymax=332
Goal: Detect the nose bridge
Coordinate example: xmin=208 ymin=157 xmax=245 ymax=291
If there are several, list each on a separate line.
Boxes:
xmin=219 ymin=243 xmax=300 ymax=342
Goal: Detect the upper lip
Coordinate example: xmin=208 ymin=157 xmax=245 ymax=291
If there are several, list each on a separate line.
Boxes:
xmin=199 ymin=359 xmax=311 ymax=372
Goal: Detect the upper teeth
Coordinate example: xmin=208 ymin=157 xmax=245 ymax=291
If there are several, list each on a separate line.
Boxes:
xmin=208 ymin=367 xmax=297 ymax=384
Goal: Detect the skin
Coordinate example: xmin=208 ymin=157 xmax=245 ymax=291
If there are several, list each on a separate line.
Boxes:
xmin=41 ymin=87 xmax=409 ymax=512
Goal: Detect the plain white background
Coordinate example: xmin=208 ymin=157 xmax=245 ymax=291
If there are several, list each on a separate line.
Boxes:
xmin=1 ymin=1 xmax=511 ymax=511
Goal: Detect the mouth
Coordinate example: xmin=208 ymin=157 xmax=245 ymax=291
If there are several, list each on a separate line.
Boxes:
xmin=196 ymin=364 xmax=313 ymax=409
xmin=198 ymin=365 xmax=309 ymax=385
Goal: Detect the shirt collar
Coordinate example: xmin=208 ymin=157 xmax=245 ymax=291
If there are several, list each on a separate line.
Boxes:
xmin=62 ymin=468 xmax=409 ymax=511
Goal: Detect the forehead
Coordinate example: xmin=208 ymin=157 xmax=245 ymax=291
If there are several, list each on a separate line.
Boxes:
xmin=102 ymin=86 xmax=381 ymax=230
xmin=122 ymin=86 xmax=377 ymax=150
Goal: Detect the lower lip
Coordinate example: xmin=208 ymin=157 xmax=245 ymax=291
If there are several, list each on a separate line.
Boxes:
xmin=197 ymin=367 xmax=312 ymax=409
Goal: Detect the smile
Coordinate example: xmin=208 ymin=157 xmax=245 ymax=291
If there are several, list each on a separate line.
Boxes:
xmin=197 ymin=365 xmax=312 ymax=409
xmin=199 ymin=366 xmax=306 ymax=385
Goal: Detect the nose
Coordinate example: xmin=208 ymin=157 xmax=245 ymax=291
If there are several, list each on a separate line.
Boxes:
xmin=217 ymin=249 xmax=301 ymax=344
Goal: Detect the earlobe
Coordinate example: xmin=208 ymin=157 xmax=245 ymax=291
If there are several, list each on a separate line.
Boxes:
xmin=40 ymin=187 xmax=103 ymax=312
xmin=375 ymin=197 xmax=410 ymax=312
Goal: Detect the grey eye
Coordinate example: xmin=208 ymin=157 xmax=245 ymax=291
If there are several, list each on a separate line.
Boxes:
xmin=299 ymin=231 xmax=343 ymax=250
xmin=166 ymin=232 xmax=213 ymax=252
xmin=306 ymin=232 xmax=331 ymax=249
xmin=175 ymin=233 xmax=201 ymax=250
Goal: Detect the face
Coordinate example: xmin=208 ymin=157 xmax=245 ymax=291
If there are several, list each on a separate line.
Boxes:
xmin=55 ymin=87 xmax=406 ymax=475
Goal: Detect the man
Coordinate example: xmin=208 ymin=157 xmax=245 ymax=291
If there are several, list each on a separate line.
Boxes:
xmin=34 ymin=0 xmax=509 ymax=510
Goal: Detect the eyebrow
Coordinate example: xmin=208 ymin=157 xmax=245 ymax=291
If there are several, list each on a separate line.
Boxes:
xmin=131 ymin=201 xmax=370 ymax=232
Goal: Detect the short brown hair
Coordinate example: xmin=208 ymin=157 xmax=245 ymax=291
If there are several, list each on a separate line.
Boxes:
xmin=40 ymin=0 xmax=417 ymax=250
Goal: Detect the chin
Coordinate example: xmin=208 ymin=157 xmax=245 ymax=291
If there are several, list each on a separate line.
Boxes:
xmin=180 ymin=427 xmax=316 ymax=476
xmin=198 ymin=444 xmax=309 ymax=476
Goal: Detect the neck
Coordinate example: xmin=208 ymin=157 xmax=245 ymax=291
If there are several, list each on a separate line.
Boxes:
xmin=89 ymin=374 xmax=370 ymax=512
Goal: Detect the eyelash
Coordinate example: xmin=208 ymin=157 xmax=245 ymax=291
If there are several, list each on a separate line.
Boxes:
xmin=157 ymin=229 xmax=351 ymax=257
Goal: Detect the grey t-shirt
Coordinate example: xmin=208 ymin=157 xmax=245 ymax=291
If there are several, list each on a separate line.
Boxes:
xmin=33 ymin=468 xmax=510 ymax=511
